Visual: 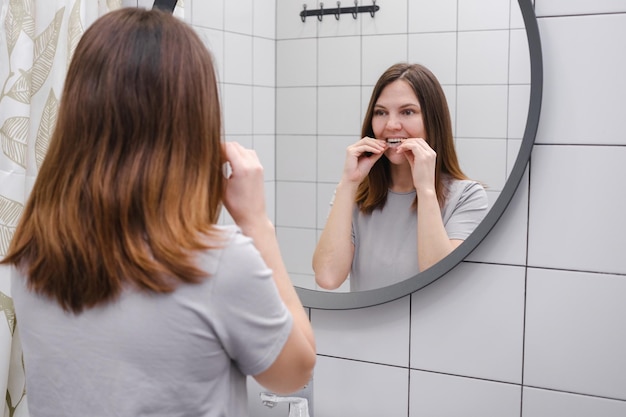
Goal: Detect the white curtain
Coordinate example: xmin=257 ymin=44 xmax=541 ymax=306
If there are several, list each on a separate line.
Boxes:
xmin=0 ymin=1 xmax=191 ymax=415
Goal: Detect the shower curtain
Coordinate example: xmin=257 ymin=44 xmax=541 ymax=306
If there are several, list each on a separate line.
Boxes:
xmin=0 ymin=1 xmax=183 ymax=415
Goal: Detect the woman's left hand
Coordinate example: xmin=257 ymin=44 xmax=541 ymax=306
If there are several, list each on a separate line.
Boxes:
xmin=396 ymin=138 xmax=437 ymax=195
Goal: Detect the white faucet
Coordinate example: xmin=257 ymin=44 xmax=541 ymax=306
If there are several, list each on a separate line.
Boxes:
xmin=259 ymin=392 xmax=310 ymax=417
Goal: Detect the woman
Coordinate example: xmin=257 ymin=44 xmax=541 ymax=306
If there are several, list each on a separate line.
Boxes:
xmin=313 ymin=63 xmax=488 ymax=292
xmin=2 ymin=8 xmax=315 ymax=417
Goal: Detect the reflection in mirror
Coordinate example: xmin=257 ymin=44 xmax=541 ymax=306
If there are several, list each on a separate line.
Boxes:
xmin=274 ymin=0 xmax=535 ymax=299
xmin=312 ymin=63 xmax=490 ymax=292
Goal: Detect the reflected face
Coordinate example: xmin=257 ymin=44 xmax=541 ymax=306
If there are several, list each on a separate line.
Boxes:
xmin=371 ymin=79 xmax=426 ymax=165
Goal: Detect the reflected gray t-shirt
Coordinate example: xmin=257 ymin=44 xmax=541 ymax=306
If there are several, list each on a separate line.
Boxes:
xmin=350 ymin=179 xmax=488 ymax=291
xmin=11 ymin=225 xmax=292 ymax=417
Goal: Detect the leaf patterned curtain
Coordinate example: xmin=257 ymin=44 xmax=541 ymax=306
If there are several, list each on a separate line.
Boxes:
xmin=0 ymin=1 xmax=127 ymax=416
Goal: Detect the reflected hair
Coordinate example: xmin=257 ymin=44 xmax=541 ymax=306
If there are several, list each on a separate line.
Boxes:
xmin=356 ymin=63 xmax=468 ymax=213
xmin=2 ymin=8 xmax=224 ymax=313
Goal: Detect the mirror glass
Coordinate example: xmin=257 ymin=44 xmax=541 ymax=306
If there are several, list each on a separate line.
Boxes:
xmin=272 ymin=0 xmax=541 ymax=308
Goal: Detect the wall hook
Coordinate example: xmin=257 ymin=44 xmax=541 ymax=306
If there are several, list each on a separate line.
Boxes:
xmin=318 ymin=2 xmax=324 ymax=21
xmin=370 ymin=0 xmax=376 ymax=17
xmin=301 ymin=4 xmax=307 ymax=22
xmin=335 ymin=1 xmax=341 ymax=20
xmin=352 ymin=0 xmax=358 ymax=19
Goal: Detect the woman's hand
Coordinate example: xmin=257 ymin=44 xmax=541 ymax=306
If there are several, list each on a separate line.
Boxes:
xmin=342 ymin=137 xmax=388 ymax=184
xmin=396 ymin=138 xmax=437 ymax=195
xmin=222 ymin=141 xmax=267 ymax=228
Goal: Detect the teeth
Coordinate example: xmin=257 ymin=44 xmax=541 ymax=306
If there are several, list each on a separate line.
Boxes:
xmin=386 ymin=138 xmax=404 ymax=147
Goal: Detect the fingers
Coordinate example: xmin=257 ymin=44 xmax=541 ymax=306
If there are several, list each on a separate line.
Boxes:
xmin=349 ymin=137 xmax=387 ymax=157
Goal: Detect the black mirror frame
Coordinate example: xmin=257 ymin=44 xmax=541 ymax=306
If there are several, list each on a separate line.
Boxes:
xmin=296 ymin=0 xmax=543 ymax=310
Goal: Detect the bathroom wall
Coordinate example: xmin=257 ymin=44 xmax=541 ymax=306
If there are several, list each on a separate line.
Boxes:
xmin=154 ymin=0 xmax=625 ymax=416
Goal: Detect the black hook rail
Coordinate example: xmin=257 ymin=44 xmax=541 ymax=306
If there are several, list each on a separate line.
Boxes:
xmin=300 ymin=1 xmax=380 ymax=22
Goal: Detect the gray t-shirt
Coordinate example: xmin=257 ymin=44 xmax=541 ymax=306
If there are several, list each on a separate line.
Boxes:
xmin=11 ymin=225 xmax=292 ymax=417
xmin=350 ymin=179 xmax=488 ymax=291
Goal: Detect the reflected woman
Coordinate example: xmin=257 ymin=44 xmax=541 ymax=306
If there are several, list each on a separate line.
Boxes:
xmin=313 ymin=63 xmax=489 ymax=292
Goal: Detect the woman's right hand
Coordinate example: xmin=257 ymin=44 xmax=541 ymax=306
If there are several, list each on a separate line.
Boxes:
xmin=342 ymin=136 xmax=387 ymax=183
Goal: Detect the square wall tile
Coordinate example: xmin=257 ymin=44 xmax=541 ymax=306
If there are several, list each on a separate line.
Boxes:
xmin=410 ymin=371 xmax=521 ymax=417
xmin=522 ymin=386 xmax=626 ymax=417
xmin=411 ymin=263 xmax=525 ymax=383
xmin=317 ymin=86 xmax=361 ymax=135
xmin=318 ymin=36 xmax=361 ymax=86
xmin=253 ymin=0 xmax=276 ymax=38
xmin=535 ymin=0 xmax=626 ymax=17
xmin=276 ymin=226 xmax=316 ymax=276
xmin=311 ymin=296 xmax=410 ymax=366
xmin=191 ymin=0 xmax=224 ymax=29
xmin=361 ymin=34 xmax=408 ymax=85
xmin=276 ymin=87 xmax=317 ymax=135
xmin=456 ymin=85 xmax=508 ymax=138
xmin=276 ymin=181 xmax=316 ymax=228
xmin=458 ymin=0 xmax=510 ymax=31
xmin=222 ymin=84 xmax=253 ymax=135
xmin=317 ymin=136 xmax=355 ymax=182
xmin=466 ymin=168 xmax=528 ymax=267
xmin=362 ymin=0 xmax=408 ymax=35
xmin=536 ymin=14 xmax=626 ymax=144
xmin=314 ymin=356 xmax=409 ymax=417
xmin=253 ymin=37 xmax=275 ymax=87
xmin=224 ymin=0 xmax=252 ymax=34
xmin=524 ymin=268 xmax=626 ymax=400
xmin=253 ymin=86 xmax=275 ymax=135
xmin=509 ymin=28 xmax=531 ymax=84
xmin=455 ymin=137 xmax=507 ymax=191
xmin=224 ymin=32 xmax=252 ymax=84
xmin=457 ymin=30 xmax=510 ymax=85
xmin=508 ymin=84 xmax=530 ymax=139
xmin=408 ymin=0 xmax=457 ymax=33
xmin=510 ymin=0 xmax=525 ymax=29
xmin=528 ymin=145 xmax=626 ymax=274
xmin=276 ymin=135 xmax=317 ymax=182
xmin=276 ymin=0 xmax=317 ymax=39
xmin=408 ymin=32 xmax=457 ymax=85
xmin=276 ymin=39 xmax=317 ymax=87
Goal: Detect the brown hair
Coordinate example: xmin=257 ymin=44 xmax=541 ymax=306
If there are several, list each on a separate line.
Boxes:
xmin=2 ymin=8 xmax=225 ymax=313
xmin=356 ymin=63 xmax=468 ymax=213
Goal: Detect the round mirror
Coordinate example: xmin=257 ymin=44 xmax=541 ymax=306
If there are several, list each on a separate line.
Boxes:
xmin=273 ymin=0 xmax=543 ymax=309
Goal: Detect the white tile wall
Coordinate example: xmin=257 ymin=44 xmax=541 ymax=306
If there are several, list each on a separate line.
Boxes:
xmin=455 ymin=137 xmax=508 ymax=190
xmin=408 ymin=32 xmax=457 ymax=85
xmin=224 ymin=0 xmax=253 ymax=34
xmin=276 ymin=136 xmax=317 ymax=181
xmin=535 ymin=14 xmax=626 ymax=144
xmin=276 ymin=181 xmax=316 ymax=228
xmin=524 ymin=268 xmax=626 ymax=400
xmin=361 ymin=34 xmax=408 ymax=85
xmin=458 ymin=0 xmax=511 ymax=31
xmin=314 ymin=356 xmax=409 ymax=417
xmin=361 ymin=0 xmax=409 ymax=35
xmin=312 ymin=296 xmax=410 ymax=366
xmin=410 ymin=371 xmax=522 ymax=417
xmin=523 ymin=387 xmax=626 ymax=417
xmin=408 ymin=0 xmax=457 ymax=33
xmin=317 ymin=86 xmax=362 ymax=135
xmin=224 ymin=32 xmax=252 ymax=84
xmin=318 ymin=37 xmax=361 ymax=86
xmin=457 ymin=30 xmax=510 ymax=85
xmin=535 ymin=0 xmax=626 ymax=17
xmin=528 ymin=145 xmax=626 ymax=274
xmin=456 ymin=85 xmax=509 ymax=138
xmin=410 ymin=262 xmax=525 ymax=384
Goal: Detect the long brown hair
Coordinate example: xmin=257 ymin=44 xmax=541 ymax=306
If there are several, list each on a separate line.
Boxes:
xmin=356 ymin=63 xmax=468 ymax=213
xmin=2 ymin=8 xmax=225 ymax=313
